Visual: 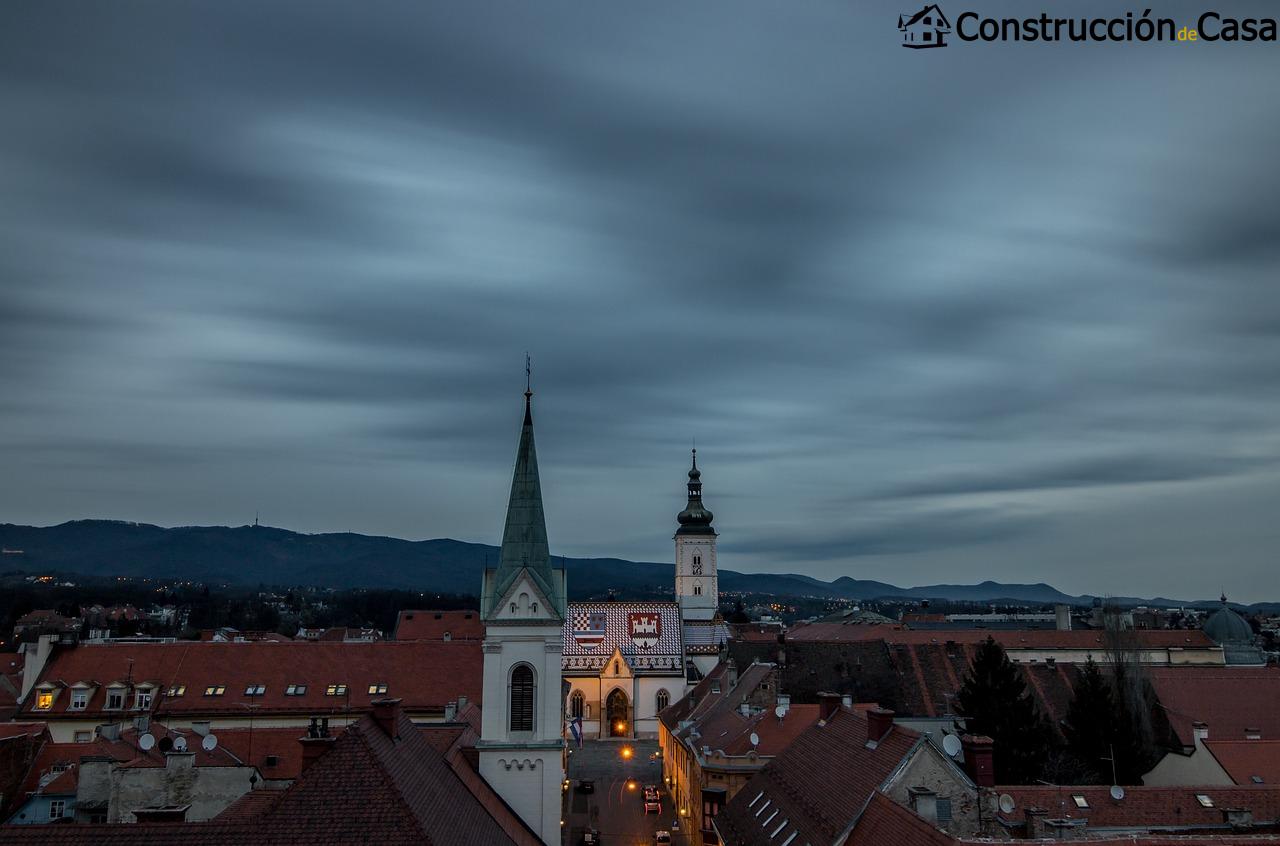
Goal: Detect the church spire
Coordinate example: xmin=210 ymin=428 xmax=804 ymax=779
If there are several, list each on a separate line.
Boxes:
xmin=491 ymin=364 xmax=560 ymax=615
xmin=676 ymin=448 xmax=716 ymax=536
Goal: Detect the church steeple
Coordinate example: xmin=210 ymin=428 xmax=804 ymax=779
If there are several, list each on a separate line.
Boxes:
xmin=676 ymin=449 xmax=716 ymax=536
xmin=491 ymin=377 xmax=560 ymax=616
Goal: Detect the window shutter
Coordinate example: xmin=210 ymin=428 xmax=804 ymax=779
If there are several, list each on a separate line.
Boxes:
xmin=510 ymin=666 xmax=535 ymax=732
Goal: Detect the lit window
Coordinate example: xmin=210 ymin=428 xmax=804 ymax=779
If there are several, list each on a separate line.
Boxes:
xmin=35 ymin=691 xmax=54 ymax=710
xmin=1072 ymin=795 xmax=1089 ymax=808
xmin=204 ymin=685 xmax=226 ymax=697
xmin=286 ymin=684 xmax=307 ymax=696
xmin=166 ymin=685 xmax=186 ymax=697
xmin=135 ymin=689 xmax=153 ymax=710
xmin=326 ymin=684 xmax=348 ymax=696
xmin=105 ymin=689 xmax=125 ymax=710
xmin=244 ymin=684 xmax=266 ymax=696
xmin=48 ymin=800 xmax=65 ymax=820
xmin=1196 ymin=794 xmax=1214 ymax=808
xmin=70 ymin=689 xmax=89 ymax=710
xmin=368 ymin=683 xmax=388 ymax=695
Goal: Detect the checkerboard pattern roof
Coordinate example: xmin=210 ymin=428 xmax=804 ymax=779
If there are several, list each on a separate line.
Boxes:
xmin=563 ymin=602 xmax=683 ymax=672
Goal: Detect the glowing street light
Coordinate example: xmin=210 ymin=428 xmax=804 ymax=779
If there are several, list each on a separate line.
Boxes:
xmin=620 ymin=745 xmax=634 ymax=760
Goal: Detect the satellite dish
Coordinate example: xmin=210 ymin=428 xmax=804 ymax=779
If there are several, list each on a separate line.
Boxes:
xmin=158 ymin=736 xmax=173 ymax=752
xmin=1110 ymin=785 xmax=1125 ymax=801
xmin=998 ymin=794 xmax=1016 ymax=814
xmin=774 ymin=705 xmax=786 ymax=719
xmin=173 ymin=736 xmax=188 ymax=752
xmin=138 ymin=733 xmax=156 ymax=752
xmin=943 ymin=734 xmax=963 ymax=758
xmin=749 ymin=732 xmax=760 ymax=748
xmin=201 ymin=734 xmax=218 ymax=752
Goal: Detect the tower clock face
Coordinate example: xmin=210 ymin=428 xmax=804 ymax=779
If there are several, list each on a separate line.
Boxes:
xmin=691 ymin=560 xmax=703 ymax=575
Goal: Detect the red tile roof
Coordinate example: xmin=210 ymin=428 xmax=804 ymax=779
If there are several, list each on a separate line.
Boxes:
xmin=845 ymin=792 xmax=955 ymax=846
xmin=394 ymin=609 xmax=485 ymax=641
xmin=1149 ymin=667 xmax=1280 ymax=748
xmin=715 ymin=706 xmax=921 ymax=846
xmin=1206 ymin=741 xmax=1280 ymax=785
xmin=209 ymin=727 xmax=308 ymax=781
xmin=996 ymin=784 xmax=1280 ymax=830
xmin=21 ymin=639 xmax=481 ymax=719
xmin=0 ymin=723 xmax=47 ymax=741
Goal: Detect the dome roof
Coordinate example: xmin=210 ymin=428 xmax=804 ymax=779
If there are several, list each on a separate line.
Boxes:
xmin=1203 ymin=597 xmax=1254 ymax=645
xmin=675 ymin=449 xmax=716 ymax=537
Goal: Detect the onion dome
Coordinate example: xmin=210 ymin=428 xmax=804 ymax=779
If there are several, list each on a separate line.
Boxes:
xmin=676 ymin=449 xmax=716 ymax=536
xmin=1203 ymin=594 xmax=1255 ymax=645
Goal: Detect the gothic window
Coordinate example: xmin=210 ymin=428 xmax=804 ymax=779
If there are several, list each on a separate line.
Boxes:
xmin=510 ymin=602 xmax=517 ymax=613
xmin=570 ymin=690 xmax=585 ymax=719
xmin=531 ymin=602 xmax=538 ymax=613
xmin=694 ymin=583 xmax=702 ymax=596
xmin=510 ymin=665 xmax=535 ymax=732
xmin=656 ymin=688 xmax=670 ymax=712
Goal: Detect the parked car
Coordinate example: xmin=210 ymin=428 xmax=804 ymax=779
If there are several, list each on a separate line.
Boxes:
xmin=576 ymin=779 xmax=595 ymax=794
xmin=654 ymin=832 xmax=672 ymax=844
xmin=643 ymin=784 xmax=660 ymax=801
xmin=644 ymin=797 xmax=662 ymax=814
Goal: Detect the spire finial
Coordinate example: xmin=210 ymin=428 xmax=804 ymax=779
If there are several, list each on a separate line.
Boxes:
xmin=523 ymin=353 xmax=533 ymax=424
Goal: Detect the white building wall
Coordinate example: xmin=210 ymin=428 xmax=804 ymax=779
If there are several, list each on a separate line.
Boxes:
xmin=675 ymin=535 xmax=718 ymax=622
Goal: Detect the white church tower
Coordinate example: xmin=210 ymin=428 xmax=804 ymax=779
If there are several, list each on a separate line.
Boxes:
xmin=478 ymin=380 xmax=566 ymax=846
xmin=674 ymin=449 xmax=718 ymax=622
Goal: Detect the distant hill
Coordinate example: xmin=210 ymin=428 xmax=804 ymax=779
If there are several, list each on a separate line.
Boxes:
xmin=0 ymin=520 xmax=1265 ymax=608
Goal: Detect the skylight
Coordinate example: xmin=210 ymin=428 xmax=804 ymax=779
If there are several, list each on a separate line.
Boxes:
xmin=1196 ymin=794 xmax=1214 ymax=808
xmin=1072 ymin=795 xmax=1089 ymax=808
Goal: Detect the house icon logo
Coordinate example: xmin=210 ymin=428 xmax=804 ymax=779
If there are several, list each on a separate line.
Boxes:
xmin=898 ymin=4 xmax=952 ymax=48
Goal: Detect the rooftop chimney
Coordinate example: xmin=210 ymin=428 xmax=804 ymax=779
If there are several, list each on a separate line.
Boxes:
xmin=300 ymin=717 xmax=336 ymax=772
xmin=444 ymin=701 xmax=458 ymax=722
xmin=372 ymin=697 xmax=402 ymax=738
xmin=1193 ymin=721 xmax=1209 ymax=745
xmin=867 ymin=707 xmax=894 ymax=743
xmin=961 ymin=734 xmax=995 ymax=787
xmin=457 ymin=694 xmax=468 ymax=712
xmin=1055 ymin=604 xmax=1072 ymax=631
xmin=818 ymin=692 xmax=841 ymax=722
xmin=776 ymin=693 xmax=790 ymax=719
xmin=726 ymin=659 xmax=738 ymax=690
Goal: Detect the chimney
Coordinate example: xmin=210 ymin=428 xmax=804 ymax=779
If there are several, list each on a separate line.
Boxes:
xmin=776 ymin=693 xmax=790 ymax=718
xmin=841 ymin=694 xmax=853 ymax=709
xmin=726 ymin=659 xmax=738 ymax=690
xmin=1044 ymin=818 xmax=1087 ymax=840
xmin=165 ymin=751 xmax=195 ymax=771
xmin=1055 ymin=604 xmax=1072 ymax=631
xmin=961 ymin=735 xmax=995 ymax=787
xmin=908 ymin=786 xmax=938 ymax=824
xmin=818 ymin=692 xmax=841 ymax=721
xmin=867 ymin=707 xmax=894 ymax=743
xmin=444 ymin=701 xmax=458 ymax=722
xmin=1024 ymin=806 xmax=1048 ymax=839
xmin=457 ymin=694 xmax=468 ymax=712
xmin=300 ymin=717 xmax=336 ymax=772
xmin=372 ymin=697 xmax=402 ymax=738
xmin=1193 ymin=721 xmax=1209 ymax=745
xmin=740 ymin=702 xmax=751 ymax=717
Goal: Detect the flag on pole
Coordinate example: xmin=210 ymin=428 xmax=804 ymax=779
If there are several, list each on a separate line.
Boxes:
xmin=570 ymin=716 xmax=583 ymax=747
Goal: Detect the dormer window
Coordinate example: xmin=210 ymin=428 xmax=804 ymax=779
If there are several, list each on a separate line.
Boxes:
xmin=105 ymin=687 xmax=126 ymax=710
xmin=35 ymin=690 xmax=54 ymax=710
xmin=70 ymin=689 xmax=89 ymax=710
xmin=134 ymin=688 xmax=154 ymax=710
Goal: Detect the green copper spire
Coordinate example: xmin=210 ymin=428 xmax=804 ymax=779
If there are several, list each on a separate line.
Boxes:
xmin=491 ymin=379 xmax=561 ymax=616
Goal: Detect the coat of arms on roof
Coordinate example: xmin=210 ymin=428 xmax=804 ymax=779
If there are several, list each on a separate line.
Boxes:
xmin=573 ymin=611 xmax=607 ymax=648
xmin=629 ymin=612 xmax=661 ymax=650
xmin=898 ymin=4 xmax=951 ymax=48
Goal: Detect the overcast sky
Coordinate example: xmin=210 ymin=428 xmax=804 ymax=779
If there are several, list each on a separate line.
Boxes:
xmin=3 ymin=2 xmax=1279 ymax=600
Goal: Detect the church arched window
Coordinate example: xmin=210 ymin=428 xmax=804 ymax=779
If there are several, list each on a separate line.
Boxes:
xmin=656 ymin=688 xmax=670 ymax=712
xmin=510 ymin=665 xmax=535 ymax=732
xmin=694 ymin=583 xmax=702 ymax=596
xmin=570 ymin=690 xmax=585 ymax=719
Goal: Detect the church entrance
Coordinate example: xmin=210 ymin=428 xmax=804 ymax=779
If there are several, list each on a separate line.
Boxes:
xmin=605 ymin=688 xmax=630 ymax=737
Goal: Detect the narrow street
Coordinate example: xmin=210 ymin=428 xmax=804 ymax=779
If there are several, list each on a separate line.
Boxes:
xmin=564 ymin=739 xmax=690 ymax=846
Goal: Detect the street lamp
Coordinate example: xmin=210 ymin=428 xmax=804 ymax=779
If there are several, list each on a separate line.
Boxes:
xmin=620 ymin=745 xmax=634 ymax=760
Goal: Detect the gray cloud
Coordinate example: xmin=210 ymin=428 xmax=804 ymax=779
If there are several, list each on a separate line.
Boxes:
xmin=2 ymin=0 xmax=1280 ymax=600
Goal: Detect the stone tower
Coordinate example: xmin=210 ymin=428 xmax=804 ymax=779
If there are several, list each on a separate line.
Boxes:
xmin=674 ymin=449 xmax=718 ymax=622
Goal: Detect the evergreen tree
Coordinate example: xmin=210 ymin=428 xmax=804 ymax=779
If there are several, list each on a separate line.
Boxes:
xmin=1062 ymin=658 xmax=1112 ymax=783
xmin=954 ymin=637 xmax=1053 ymax=783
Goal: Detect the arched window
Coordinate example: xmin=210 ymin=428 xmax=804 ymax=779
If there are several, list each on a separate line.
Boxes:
xmin=570 ymin=690 xmax=585 ymax=719
xmin=510 ymin=665 xmax=534 ymax=732
xmin=656 ymin=688 xmax=670 ymax=712
xmin=694 ymin=584 xmax=702 ymax=596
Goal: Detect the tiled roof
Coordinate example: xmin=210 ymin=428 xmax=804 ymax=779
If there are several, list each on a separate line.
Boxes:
xmin=214 ymin=789 xmax=285 ymax=821
xmin=846 ymin=791 xmax=955 ymax=846
xmin=715 ymin=705 xmax=920 ymax=846
xmin=683 ymin=619 xmax=732 ymax=654
xmin=563 ymin=602 xmax=683 ymax=673
xmin=0 ymin=708 xmax=536 ymax=846
xmin=786 ymin=623 xmax=1217 ymax=651
xmin=1150 ymin=667 xmax=1280 ymax=746
xmin=21 ymin=639 xmax=481 ymax=719
xmin=213 ymin=727 xmax=309 ymax=781
xmin=1206 ymin=740 xmax=1280 ymax=785
xmin=394 ymin=609 xmax=484 ymax=641
xmin=996 ymin=784 xmax=1280 ymax=829
xmin=0 ymin=722 xmax=47 ymax=740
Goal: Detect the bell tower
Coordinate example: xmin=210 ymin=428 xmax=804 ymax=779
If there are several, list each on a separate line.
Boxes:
xmin=674 ymin=449 xmax=718 ymax=622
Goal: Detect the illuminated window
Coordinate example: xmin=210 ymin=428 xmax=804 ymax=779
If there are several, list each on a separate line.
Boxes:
xmin=368 ymin=683 xmax=388 ymax=695
xmin=286 ymin=684 xmax=307 ymax=696
xmin=203 ymin=685 xmax=226 ymax=697
xmin=166 ymin=685 xmax=186 ymax=697
xmin=326 ymin=684 xmax=348 ymax=696
xmin=35 ymin=691 xmax=53 ymax=710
